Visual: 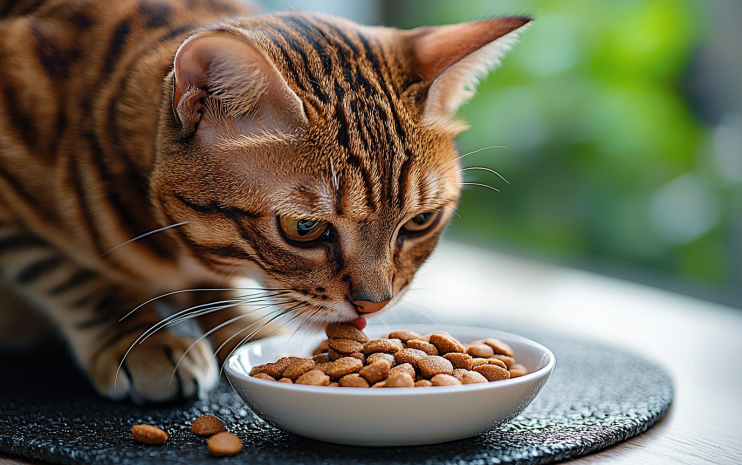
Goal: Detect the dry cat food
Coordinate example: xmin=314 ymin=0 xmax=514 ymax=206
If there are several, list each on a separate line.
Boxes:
xmin=189 ymin=414 xmax=242 ymax=457
xmin=207 ymin=432 xmax=243 ymax=457
xmin=249 ymin=325 xmax=529 ymax=387
xmin=191 ymin=414 xmax=227 ymax=436
xmin=131 ymin=424 xmax=168 ymax=445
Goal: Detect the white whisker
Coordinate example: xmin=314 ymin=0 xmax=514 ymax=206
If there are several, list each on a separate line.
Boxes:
xmin=217 ymin=302 xmax=310 ymax=377
xmin=442 ymin=205 xmax=461 ymax=218
xmin=119 ymin=287 xmax=291 ymax=321
xmin=420 ymin=145 xmax=507 ymax=197
xmin=283 ymin=306 xmax=321 ymax=349
xmin=438 ymin=145 xmax=507 ymax=171
xmin=138 ymin=296 xmax=285 ymax=346
xmin=459 ymin=166 xmax=509 ymax=184
xmin=114 ymin=291 xmax=293 ymax=389
xmin=169 ymin=304 xmax=279 ymax=384
xmin=132 ymin=291 xmax=290 ymax=345
xmin=453 ymin=182 xmax=500 ymax=192
xmin=92 ymin=221 xmax=189 ymax=262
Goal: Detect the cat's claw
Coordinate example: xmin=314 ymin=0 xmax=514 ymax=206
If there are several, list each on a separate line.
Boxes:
xmin=89 ymin=331 xmax=218 ymax=404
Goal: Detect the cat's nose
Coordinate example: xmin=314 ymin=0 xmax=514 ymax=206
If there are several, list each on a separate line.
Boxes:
xmin=351 ymin=299 xmax=391 ymax=314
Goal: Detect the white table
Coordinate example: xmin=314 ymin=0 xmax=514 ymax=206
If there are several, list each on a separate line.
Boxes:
xmin=399 ymin=240 xmax=742 ymax=464
xmin=3 ymin=240 xmax=741 ymax=464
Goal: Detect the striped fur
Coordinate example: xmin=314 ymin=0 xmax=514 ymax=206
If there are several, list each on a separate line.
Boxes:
xmin=0 ymin=0 xmax=529 ymax=402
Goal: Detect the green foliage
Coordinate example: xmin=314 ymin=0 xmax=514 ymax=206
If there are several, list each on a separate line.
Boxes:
xmin=397 ymin=0 xmax=731 ymax=285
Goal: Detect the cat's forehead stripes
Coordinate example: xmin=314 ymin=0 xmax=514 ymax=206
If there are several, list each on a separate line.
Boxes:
xmin=223 ymin=13 xmax=457 ymax=218
xmin=276 ymin=181 xmax=337 ymax=219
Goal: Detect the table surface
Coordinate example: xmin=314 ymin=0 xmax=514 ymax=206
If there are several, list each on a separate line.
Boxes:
xmin=2 ymin=240 xmax=741 ymax=465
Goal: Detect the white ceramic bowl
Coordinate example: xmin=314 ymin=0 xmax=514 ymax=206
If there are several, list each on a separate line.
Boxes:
xmin=226 ymin=324 xmax=555 ymax=446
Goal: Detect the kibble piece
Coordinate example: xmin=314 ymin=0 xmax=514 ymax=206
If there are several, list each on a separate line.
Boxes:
xmin=471 ymin=358 xmax=507 ymax=369
xmin=389 ymin=362 xmax=415 ymax=379
xmin=314 ymin=362 xmax=332 ymax=374
xmin=347 ymin=352 xmax=366 ymax=363
xmin=371 ymin=381 xmax=386 ymax=388
xmin=509 ymin=363 xmax=528 ymax=378
xmin=429 ymin=334 xmax=466 ymax=354
xmin=295 ymin=369 xmax=331 ymax=386
xmin=431 ymin=374 xmax=462 ymax=386
xmin=481 ymin=338 xmax=514 ymax=357
xmin=132 ymin=424 xmax=168 ymax=445
xmin=394 ymin=348 xmax=427 ymax=368
xmin=282 ymin=359 xmax=316 ymax=380
xmin=251 ymin=373 xmax=275 ymax=381
xmin=415 ymin=379 xmax=433 ymax=387
xmin=492 ymin=354 xmax=516 ymax=368
xmin=328 ymin=338 xmax=364 ymax=354
xmin=312 ymin=339 xmax=331 ymax=355
xmin=249 ymin=365 xmax=265 ymax=376
xmin=459 ymin=371 xmax=488 ymax=384
xmin=312 ymin=353 xmax=331 ymax=363
xmin=467 ymin=343 xmax=495 ymax=358
xmin=328 ymin=382 xmax=340 ymax=387
xmin=278 ymin=378 xmax=293 ymax=384
xmin=326 ymin=357 xmax=363 ymax=379
xmin=359 ymin=360 xmax=391 ymax=384
xmin=405 ymin=339 xmax=438 ymax=355
xmin=326 ymin=323 xmax=370 ymax=342
xmin=207 ymin=432 xmax=242 ymax=457
xmin=191 ymin=415 xmax=227 ymax=436
xmin=367 ymin=352 xmax=396 ymax=367
xmin=417 ymin=355 xmax=454 ymax=378
xmin=474 ymin=364 xmax=511 ymax=382
xmin=388 ymin=330 xmax=423 ymax=342
xmin=452 ymin=368 xmax=469 ymax=380
xmin=339 ymin=373 xmax=370 ymax=388
xmin=261 ymin=357 xmax=292 ymax=378
xmin=384 ymin=372 xmax=415 ymax=387
xmin=443 ymin=353 xmax=473 ymax=370
xmin=363 ymin=338 xmax=403 ymax=354
xmin=328 ymin=348 xmax=344 ymax=361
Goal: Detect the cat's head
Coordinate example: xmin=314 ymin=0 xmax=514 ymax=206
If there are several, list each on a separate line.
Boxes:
xmin=152 ymin=12 xmax=530 ymax=324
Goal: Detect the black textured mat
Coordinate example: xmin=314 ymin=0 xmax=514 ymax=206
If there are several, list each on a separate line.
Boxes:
xmin=0 ymin=330 xmax=673 ymax=465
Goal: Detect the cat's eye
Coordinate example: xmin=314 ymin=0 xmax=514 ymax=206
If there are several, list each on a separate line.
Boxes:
xmin=279 ymin=216 xmax=330 ymax=243
xmin=402 ymin=211 xmax=440 ymax=233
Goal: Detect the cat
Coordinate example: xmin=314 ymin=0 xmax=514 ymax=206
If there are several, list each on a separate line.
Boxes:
xmin=0 ymin=0 xmax=530 ymax=403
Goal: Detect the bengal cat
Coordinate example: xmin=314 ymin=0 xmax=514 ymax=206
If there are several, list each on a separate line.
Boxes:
xmin=0 ymin=0 xmax=530 ymax=402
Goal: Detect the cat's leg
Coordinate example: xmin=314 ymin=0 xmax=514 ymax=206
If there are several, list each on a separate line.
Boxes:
xmin=0 ymin=224 xmax=218 ymax=402
xmin=0 ymin=281 xmax=54 ymax=349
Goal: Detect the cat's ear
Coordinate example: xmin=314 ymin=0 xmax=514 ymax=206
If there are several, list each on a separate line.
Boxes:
xmin=403 ymin=17 xmax=531 ymax=129
xmin=173 ymin=31 xmax=307 ymax=135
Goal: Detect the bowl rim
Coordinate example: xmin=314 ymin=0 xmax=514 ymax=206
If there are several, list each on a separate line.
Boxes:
xmin=225 ymin=324 xmax=556 ymax=396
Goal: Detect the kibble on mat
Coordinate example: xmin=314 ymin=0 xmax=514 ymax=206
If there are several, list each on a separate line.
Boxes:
xmin=191 ymin=415 xmax=226 ymax=436
xmin=207 ymin=432 xmax=242 ymax=457
xmin=132 ymin=424 xmax=168 ymax=445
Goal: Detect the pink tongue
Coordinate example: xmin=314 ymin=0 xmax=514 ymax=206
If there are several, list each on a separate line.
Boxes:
xmin=351 ymin=317 xmax=367 ymax=331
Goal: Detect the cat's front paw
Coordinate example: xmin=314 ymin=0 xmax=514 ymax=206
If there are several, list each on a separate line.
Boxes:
xmin=89 ymin=331 xmax=219 ymax=403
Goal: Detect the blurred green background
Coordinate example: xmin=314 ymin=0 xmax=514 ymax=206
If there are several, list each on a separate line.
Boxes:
xmin=261 ymin=0 xmax=742 ymax=306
